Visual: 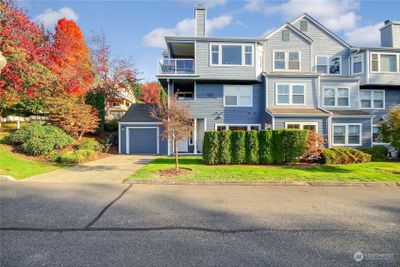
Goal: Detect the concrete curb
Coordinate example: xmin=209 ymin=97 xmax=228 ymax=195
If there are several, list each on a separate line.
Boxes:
xmin=126 ymin=180 xmax=400 ymax=187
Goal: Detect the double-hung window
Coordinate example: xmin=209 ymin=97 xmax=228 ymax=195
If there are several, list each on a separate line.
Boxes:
xmin=223 ymin=85 xmax=252 ymax=107
xmin=276 ymin=84 xmax=305 ymax=105
xmin=316 ymin=56 xmax=341 ymax=74
xmin=360 ymin=90 xmax=384 ymax=109
xmin=352 ymin=54 xmax=363 ymax=74
xmin=211 ymin=44 xmax=253 ymax=66
xmin=274 ymin=51 xmax=300 ymax=71
xmin=371 ymin=53 xmax=399 ymax=72
xmin=323 ymin=87 xmax=349 ymax=107
xmin=333 ymin=124 xmax=362 ymax=146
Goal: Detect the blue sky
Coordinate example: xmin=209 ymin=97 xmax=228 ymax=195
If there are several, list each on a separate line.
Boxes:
xmin=22 ymin=0 xmax=400 ymax=81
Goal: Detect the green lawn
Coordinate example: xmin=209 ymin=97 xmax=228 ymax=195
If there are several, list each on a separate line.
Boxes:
xmin=130 ymin=156 xmax=400 ymax=182
xmin=0 ymin=143 xmax=63 ymax=180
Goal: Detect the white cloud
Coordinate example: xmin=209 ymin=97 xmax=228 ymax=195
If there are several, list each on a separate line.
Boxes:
xmin=345 ymin=23 xmax=383 ymax=47
xmin=245 ymin=0 xmax=360 ymax=32
xmin=35 ymin=7 xmax=78 ymax=29
xmin=142 ymin=15 xmax=233 ymax=48
xmin=178 ymin=0 xmax=227 ymax=8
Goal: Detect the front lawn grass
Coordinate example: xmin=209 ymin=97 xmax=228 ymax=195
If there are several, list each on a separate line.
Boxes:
xmin=0 ymin=132 xmax=64 ymax=179
xmin=130 ymin=156 xmax=400 ymax=182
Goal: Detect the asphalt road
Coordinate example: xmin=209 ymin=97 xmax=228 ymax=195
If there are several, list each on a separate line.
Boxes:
xmin=1 ymin=182 xmax=399 ymax=266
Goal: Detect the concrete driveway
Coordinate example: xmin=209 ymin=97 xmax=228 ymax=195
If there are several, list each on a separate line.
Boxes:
xmin=22 ymin=155 xmax=155 ymax=184
xmin=1 ymin=183 xmax=399 ymax=266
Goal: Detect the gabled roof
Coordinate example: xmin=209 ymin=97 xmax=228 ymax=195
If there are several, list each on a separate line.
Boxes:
xmin=291 ymin=13 xmax=351 ymax=48
xmin=119 ymin=104 xmax=157 ymax=123
xmin=263 ymin=22 xmax=313 ymax=43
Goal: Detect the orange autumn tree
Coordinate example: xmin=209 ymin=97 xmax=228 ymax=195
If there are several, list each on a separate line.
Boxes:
xmin=51 ymin=18 xmax=93 ymax=96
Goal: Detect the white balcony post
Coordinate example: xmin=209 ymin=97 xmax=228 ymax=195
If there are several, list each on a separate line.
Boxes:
xmin=193 ymin=119 xmax=197 ymax=154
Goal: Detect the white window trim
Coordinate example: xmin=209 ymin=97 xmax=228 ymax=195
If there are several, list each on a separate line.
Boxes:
xmin=214 ymin=124 xmax=261 ymax=131
xmin=315 ymin=55 xmax=342 ymax=75
xmin=351 ymin=54 xmax=364 ymax=75
xmin=360 ymin=89 xmax=385 ymax=110
xmin=332 ymin=123 xmax=362 ymax=147
xmin=370 ymin=52 xmax=400 ymax=73
xmin=209 ymin=43 xmax=254 ymax=67
xmin=275 ymin=83 xmax=306 ymax=106
xmin=272 ymin=50 xmax=301 ymax=71
xmin=371 ymin=124 xmax=388 ymax=145
xmin=223 ymin=85 xmax=253 ymax=107
xmin=322 ymin=87 xmax=350 ymax=108
xmin=284 ymin=122 xmax=319 ymax=133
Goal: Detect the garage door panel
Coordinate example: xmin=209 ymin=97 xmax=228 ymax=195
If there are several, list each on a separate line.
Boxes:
xmin=128 ymin=128 xmax=158 ymax=154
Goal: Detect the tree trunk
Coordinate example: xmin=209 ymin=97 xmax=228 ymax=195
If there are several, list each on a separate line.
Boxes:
xmin=174 ymin=139 xmax=179 ymax=171
xmin=78 ymin=132 xmax=84 ymax=141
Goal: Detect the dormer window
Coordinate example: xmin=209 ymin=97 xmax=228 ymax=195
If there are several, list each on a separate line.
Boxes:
xmin=300 ymin=20 xmax=308 ymax=31
xmin=282 ymin=30 xmax=290 ymax=41
xmin=316 ymin=56 xmax=341 ymax=75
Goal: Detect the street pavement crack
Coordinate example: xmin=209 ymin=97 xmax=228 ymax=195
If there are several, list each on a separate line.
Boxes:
xmin=84 ymin=184 xmax=132 ymax=228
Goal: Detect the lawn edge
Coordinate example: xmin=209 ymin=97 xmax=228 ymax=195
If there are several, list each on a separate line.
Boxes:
xmin=125 ymin=180 xmax=400 ymax=187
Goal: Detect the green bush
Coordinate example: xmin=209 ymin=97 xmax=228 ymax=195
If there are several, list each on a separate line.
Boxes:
xmin=284 ymin=130 xmax=308 ymax=163
xmin=57 ymin=149 xmax=97 ymax=164
xmin=105 ymin=119 xmax=118 ymax=132
xmin=322 ymin=147 xmax=371 ymax=164
xmin=246 ymin=130 xmax=259 ymax=164
xmin=79 ymin=138 xmax=103 ymax=152
xmin=231 ymin=131 xmax=246 ymax=164
xmin=85 ymin=91 xmax=105 ymax=133
xmin=218 ymin=131 xmax=232 ymax=164
xmin=259 ymin=130 xmax=273 ymax=164
xmin=360 ymin=146 xmax=388 ymax=161
xmin=6 ymin=122 xmax=74 ymax=156
xmin=271 ymin=130 xmax=285 ymax=164
xmin=203 ymin=131 xmax=219 ymax=164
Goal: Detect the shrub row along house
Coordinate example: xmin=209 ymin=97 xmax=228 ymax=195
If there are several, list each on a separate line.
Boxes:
xmin=119 ymin=5 xmax=400 ymax=155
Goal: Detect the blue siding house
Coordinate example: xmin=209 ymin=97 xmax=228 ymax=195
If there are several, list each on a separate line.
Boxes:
xmin=119 ymin=5 xmax=400 ymax=155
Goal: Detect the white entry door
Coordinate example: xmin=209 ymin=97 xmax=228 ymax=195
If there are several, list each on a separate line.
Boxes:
xmin=177 ymin=139 xmax=188 ymax=153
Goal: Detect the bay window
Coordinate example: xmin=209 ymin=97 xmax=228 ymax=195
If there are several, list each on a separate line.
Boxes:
xmin=371 ymin=53 xmax=399 ymax=73
xmin=323 ymin=87 xmax=349 ymax=107
xmin=360 ymin=90 xmax=384 ymax=109
xmin=276 ymin=84 xmax=305 ymax=105
xmin=274 ymin=51 xmax=300 ymax=71
xmin=333 ymin=124 xmax=361 ymax=146
xmin=210 ymin=44 xmax=253 ymax=66
xmin=223 ymin=85 xmax=252 ymax=107
xmin=316 ymin=56 xmax=341 ymax=74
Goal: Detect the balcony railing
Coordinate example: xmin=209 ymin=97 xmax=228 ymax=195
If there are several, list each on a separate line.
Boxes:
xmin=158 ymin=58 xmax=195 ymax=74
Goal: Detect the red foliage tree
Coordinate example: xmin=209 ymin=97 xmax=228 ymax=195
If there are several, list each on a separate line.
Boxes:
xmin=140 ymin=82 xmax=161 ymax=104
xmin=0 ymin=0 xmax=60 ymax=114
xmin=51 ymin=18 xmax=93 ymax=96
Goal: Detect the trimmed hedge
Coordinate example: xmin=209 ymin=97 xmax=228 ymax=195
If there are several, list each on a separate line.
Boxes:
xmin=79 ymin=138 xmax=103 ymax=152
xmin=6 ymin=122 xmax=74 ymax=156
xmin=360 ymin=146 xmax=388 ymax=161
xmin=321 ymin=147 xmax=371 ymax=164
xmin=231 ymin=131 xmax=246 ymax=164
xmin=203 ymin=129 xmax=308 ymax=165
xmin=57 ymin=149 xmax=98 ymax=164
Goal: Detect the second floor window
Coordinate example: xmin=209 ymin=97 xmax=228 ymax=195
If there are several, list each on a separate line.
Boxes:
xmin=274 ymin=51 xmax=300 ymax=71
xmin=352 ymin=54 xmax=363 ymax=74
xmin=211 ymin=44 xmax=253 ymax=66
xmin=276 ymin=84 xmax=305 ymax=105
xmin=371 ymin=53 xmax=399 ymax=73
xmin=360 ymin=90 xmax=384 ymax=109
xmin=323 ymin=87 xmax=349 ymax=107
xmin=223 ymin=85 xmax=253 ymax=107
xmin=316 ymin=56 xmax=341 ymax=74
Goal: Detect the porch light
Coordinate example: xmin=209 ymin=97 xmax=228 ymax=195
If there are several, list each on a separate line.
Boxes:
xmin=0 ymin=51 xmax=6 ymax=71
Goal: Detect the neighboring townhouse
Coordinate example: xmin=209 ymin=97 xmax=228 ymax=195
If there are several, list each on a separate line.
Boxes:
xmin=106 ymin=87 xmax=136 ymax=120
xmin=119 ymin=5 xmax=400 ymax=155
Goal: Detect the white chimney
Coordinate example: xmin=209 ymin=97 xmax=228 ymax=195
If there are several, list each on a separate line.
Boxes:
xmin=380 ymin=20 xmax=400 ymax=48
xmin=194 ymin=4 xmax=206 ymax=37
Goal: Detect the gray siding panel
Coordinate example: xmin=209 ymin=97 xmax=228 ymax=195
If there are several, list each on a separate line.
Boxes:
xmin=332 ymin=118 xmax=372 ymax=147
xmin=292 ymin=18 xmax=350 ymax=75
xmin=266 ymin=76 xmax=318 ymax=108
xmin=195 ymin=41 xmax=257 ymax=80
xmin=119 ymin=124 xmax=168 ymax=155
xmin=368 ymin=72 xmax=400 ymax=85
